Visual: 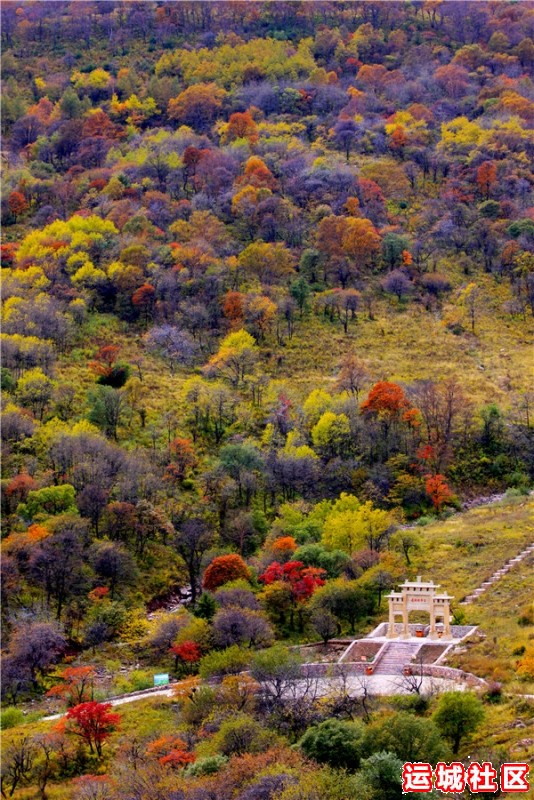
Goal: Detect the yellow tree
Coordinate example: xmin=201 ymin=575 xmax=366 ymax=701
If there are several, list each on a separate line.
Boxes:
xmin=311 ymin=412 xmax=351 ymax=458
xmin=238 ymin=241 xmax=295 ymax=285
xmin=205 ymin=330 xmax=258 ymax=387
xmin=321 ymin=494 xmax=395 ymax=554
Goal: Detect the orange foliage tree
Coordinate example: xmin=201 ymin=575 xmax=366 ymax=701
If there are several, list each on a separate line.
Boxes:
xmin=225 ymin=110 xmax=258 ymax=144
xmin=165 ymin=437 xmax=197 ymax=483
xmin=425 ymin=474 xmax=454 ymax=511
xmin=223 ymin=291 xmax=245 ymax=328
xmin=476 ymin=161 xmax=497 ymax=199
xmin=360 ymin=381 xmax=410 ymax=418
xmin=203 ymin=554 xmax=250 ymax=591
xmin=89 ymin=345 xmax=121 ymax=379
xmin=146 ymin=734 xmax=196 ymax=768
xmin=46 ymin=666 xmax=96 ymax=707
xmin=8 ymin=191 xmax=29 ymax=218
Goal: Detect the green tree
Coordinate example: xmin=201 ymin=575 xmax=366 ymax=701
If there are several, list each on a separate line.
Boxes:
xmin=357 ymin=751 xmax=404 ymax=800
xmin=198 ymin=646 xmax=252 ymax=680
xmin=250 ymin=645 xmax=301 ymax=702
xmin=218 ymin=443 xmax=263 ymax=506
xmin=311 ymin=578 xmax=373 ymax=634
xmin=290 ymin=277 xmax=311 ymax=316
xmin=299 ymin=718 xmax=365 ymax=770
xmin=88 ymin=386 xmax=126 ymax=440
xmin=321 ymin=494 xmax=395 ymax=554
xmin=210 ymin=713 xmax=275 ymax=757
xmin=432 ymin=691 xmax=485 ymax=754
xmin=364 ymin=712 xmax=449 ymax=764
xmin=18 ymin=485 xmax=76 ymax=519
xmin=311 ymin=412 xmax=352 ymax=458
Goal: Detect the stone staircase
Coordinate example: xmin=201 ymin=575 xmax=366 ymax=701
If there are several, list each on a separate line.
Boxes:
xmin=461 ymin=541 xmax=534 ymax=604
xmin=373 ymin=642 xmax=421 ymax=675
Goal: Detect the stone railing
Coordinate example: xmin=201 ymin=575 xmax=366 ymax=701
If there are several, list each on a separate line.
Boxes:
xmin=402 ymin=663 xmax=488 ymax=688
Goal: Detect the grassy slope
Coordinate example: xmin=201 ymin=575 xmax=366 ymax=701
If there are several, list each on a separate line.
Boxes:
xmin=57 ymin=270 xmax=534 ymax=447
xmin=277 ymin=276 xmax=534 ymax=406
xmin=411 ymin=494 xmax=534 ymax=692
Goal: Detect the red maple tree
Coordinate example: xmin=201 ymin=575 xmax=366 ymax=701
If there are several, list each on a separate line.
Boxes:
xmin=169 ymin=640 xmax=201 ymax=672
xmin=61 ymin=701 xmax=120 ymax=757
xmin=259 ymin=560 xmax=326 ymax=602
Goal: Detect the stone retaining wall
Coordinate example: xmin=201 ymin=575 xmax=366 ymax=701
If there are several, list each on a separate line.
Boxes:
xmin=403 ymin=663 xmax=488 ymax=688
xmin=300 ymin=662 xmax=368 ymax=678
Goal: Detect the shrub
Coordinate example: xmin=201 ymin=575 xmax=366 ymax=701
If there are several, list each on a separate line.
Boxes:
xmin=0 ymin=707 xmax=24 ymax=729
xmin=208 ymin=713 xmax=275 ymax=757
xmin=113 ymin=670 xmax=153 ymax=694
xmin=299 ymin=718 xmax=365 ymax=770
xmin=198 ymin=646 xmax=252 ymax=679
xmin=185 ymin=754 xmax=228 ymax=777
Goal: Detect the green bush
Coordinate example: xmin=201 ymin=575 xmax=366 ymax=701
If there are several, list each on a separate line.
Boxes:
xmin=208 ymin=713 xmax=275 ymax=757
xmin=0 ymin=707 xmax=24 ymax=729
xmin=198 ymin=645 xmax=252 ymax=679
xmin=298 ymin=718 xmax=365 ymax=770
xmin=185 ymin=754 xmax=228 ymax=777
xmin=415 ymin=515 xmax=435 ymax=527
xmin=113 ymin=669 xmax=153 ymax=695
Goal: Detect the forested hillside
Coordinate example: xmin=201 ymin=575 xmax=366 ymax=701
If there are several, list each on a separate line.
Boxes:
xmin=1 ymin=3 xmax=534 ymax=798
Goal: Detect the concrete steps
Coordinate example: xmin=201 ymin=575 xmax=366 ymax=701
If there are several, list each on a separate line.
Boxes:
xmin=373 ymin=642 xmax=421 ymax=675
xmin=461 ymin=541 xmax=534 ymax=604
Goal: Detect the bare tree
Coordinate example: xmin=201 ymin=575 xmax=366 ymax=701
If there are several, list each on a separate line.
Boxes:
xmin=1 ymin=736 xmax=36 ymax=798
xmin=335 ymin=354 xmax=370 ymax=399
xmin=393 ymin=653 xmax=438 ymax=699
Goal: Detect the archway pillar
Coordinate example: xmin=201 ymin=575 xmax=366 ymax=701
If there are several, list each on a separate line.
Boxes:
xmin=401 ymin=602 xmax=409 ymax=638
xmin=387 ymin=601 xmax=396 ymax=638
xmin=428 ymin=607 xmax=438 ymax=640
xmin=443 ymin=600 xmax=452 ymax=638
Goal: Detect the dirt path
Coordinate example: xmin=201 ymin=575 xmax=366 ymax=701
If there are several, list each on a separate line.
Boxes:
xmin=42 ymin=686 xmax=175 ymax=722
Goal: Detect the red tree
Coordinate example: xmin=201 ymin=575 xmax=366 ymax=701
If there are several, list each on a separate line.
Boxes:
xmin=169 ymin=640 xmax=201 ymax=672
xmin=132 ymin=283 xmax=156 ymax=321
xmin=5 ymin=472 xmax=37 ymax=512
xmin=203 ymin=554 xmax=250 ymax=591
xmin=259 ymin=561 xmax=326 ymax=603
xmin=8 ymin=191 xmax=29 ymax=218
xmin=62 ymin=702 xmax=120 ymax=757
xmin=425 ymin=474 xmax=454 ymax=511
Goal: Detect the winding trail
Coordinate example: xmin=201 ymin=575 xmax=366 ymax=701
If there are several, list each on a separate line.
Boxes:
xmin=460 ymin=540 xmax=534 ymax=605
xmin=42 ymin=686 xmax=175 ymax=722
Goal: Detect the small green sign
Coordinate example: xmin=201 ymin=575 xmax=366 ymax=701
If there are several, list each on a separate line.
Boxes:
xmin=153 ymin=673 xmax=170 ymax=687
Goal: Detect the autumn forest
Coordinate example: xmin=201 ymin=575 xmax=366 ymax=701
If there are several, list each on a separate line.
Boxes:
xmin=1 ymin=2 xmax=534 ymax=799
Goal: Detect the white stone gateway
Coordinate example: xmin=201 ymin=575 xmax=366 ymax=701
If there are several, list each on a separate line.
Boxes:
xmin=387 ymin=576 xmax=452 ymax=640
